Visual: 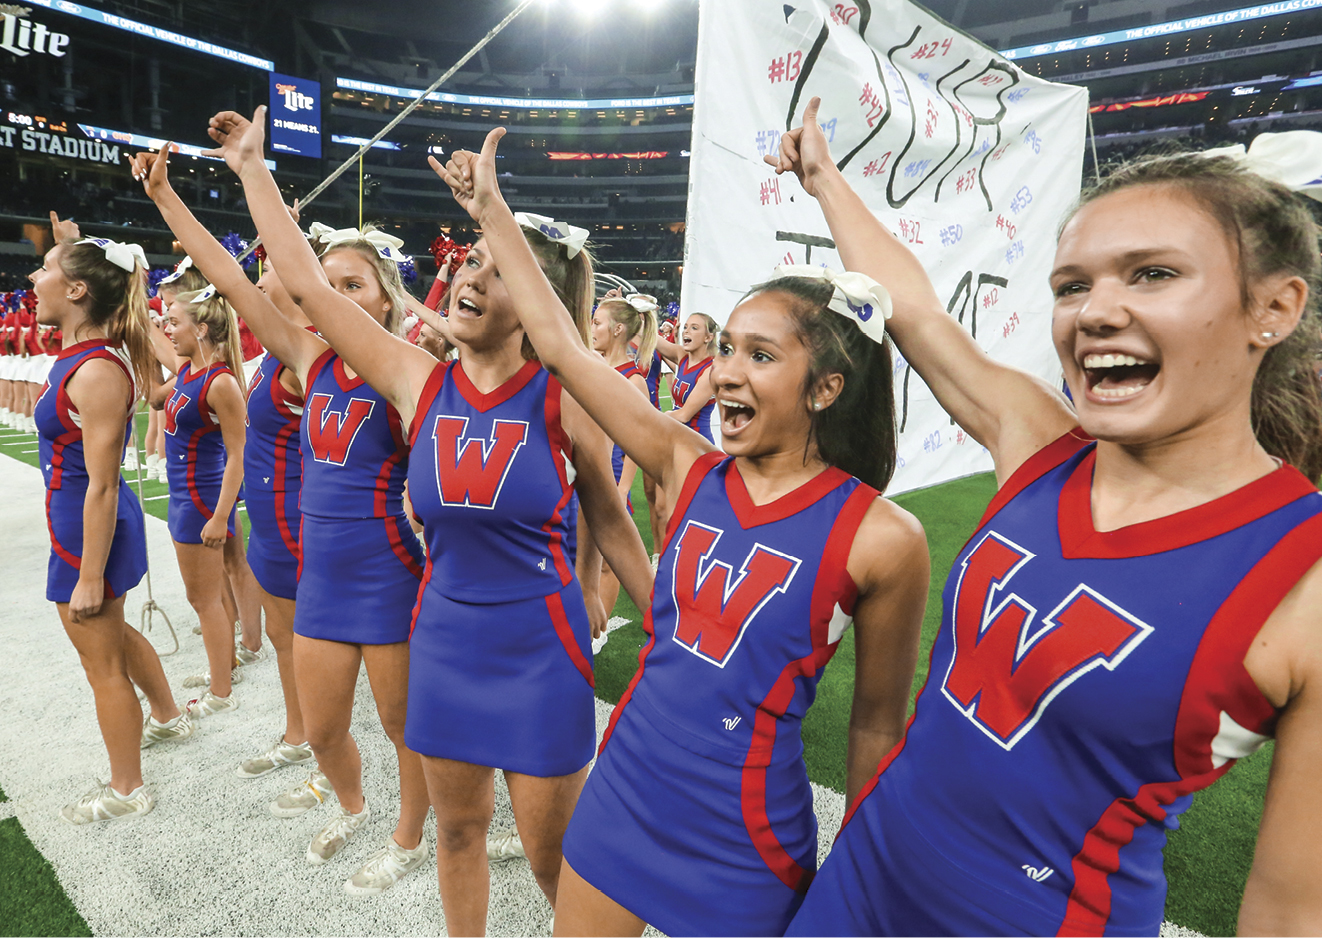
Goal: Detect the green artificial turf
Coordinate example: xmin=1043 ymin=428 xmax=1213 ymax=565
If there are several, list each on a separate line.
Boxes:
xmin=0 ymin=408 xmax=1272 ymax=935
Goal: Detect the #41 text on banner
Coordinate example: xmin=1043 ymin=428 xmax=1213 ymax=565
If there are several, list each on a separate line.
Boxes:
xmin=682 ymin=0 xmax=1088 ymax=495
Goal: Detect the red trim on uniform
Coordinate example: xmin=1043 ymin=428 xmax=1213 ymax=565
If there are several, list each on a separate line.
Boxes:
xmin=976 ymin=429 xmax=1093 ymax=530
xmin=1059 ymin=507 xmax=1322 ymax=935
xmin=407 ymin=359 xmax=452 ymax=448
xmin=615 ymin=361 xmax=643 ymax=381
xmin=275 ymin=486 xmax=301 ymax=560
xmin=659 ymin=452 xmax=725 ymax=554
xmin=331 ymin=355 xmax=366 ymax=391
xmin=384 ymin=513 xmax=425 ymax=580
xmin=599 ymin=604 xmax=657 ymax=752
xmin=726 ymin=461 xmax=853 ymax=529
xmin=542 ymin=373 xmax=574 ymax=587
xmin=807 ymin=484 xmax=874 ymax=650
xmin=55 ymin=339 xmax=111 ymax=361
xmin=452 ymin=357 xmax=541 ymax=413
xmin=45 ymin=487 xmax=82 ymax=569
xmin=1059 ymin=451 xmax=1319 ymax=559
xmin=305 ymin=348 xmax=336 ymax=396
xmin=194 ymin=362 xmax=231 ymax=429
xmin=408 ymin=556 xmax=434 ymax=639
xmin=547 ymin=589 xmax=595 ymax=688
xmin=296 ymin=515 xmax=305 ymax=582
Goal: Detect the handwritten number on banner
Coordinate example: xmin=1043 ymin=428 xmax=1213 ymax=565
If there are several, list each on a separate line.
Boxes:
xmin=768 ymin=50 xmax=804 ymax=84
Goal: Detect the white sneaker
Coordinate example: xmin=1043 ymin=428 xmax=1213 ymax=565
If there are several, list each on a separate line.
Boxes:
xmin=60 ymin=781 xmax=154 ymax=825
xmin=181 ymin=668 xmax=242 ymax=689
xmin=122 ymin=449 xmax=138 ymax=471
xmin=236 ymin=737 xmax=313 ymax=778
xmin=308 ymin=802 xmax=371 ymax=864
xmin=140 ymin=711 xmax=194 ymax=749
xmin=344 ymin=835 xmax=429 ymax=895
xmin=185 ymin=690 xmax=238 ymax=718
xmin=650 ymin=552 xmax=660 ymax=572
xmin=271 ymin=770 xmax=333 ymax=818
xmin=487 ymin=826 xmax=526 ymax=861
xmin=234 ymin=643 xmax=265 ymax=666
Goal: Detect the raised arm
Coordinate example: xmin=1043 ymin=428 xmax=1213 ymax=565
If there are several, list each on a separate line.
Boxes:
xmin=206 ymin=107 xmax=435 ymax=424
xmin=433 ymin=129 xmax=714 ymax=493
xmin=768 ymin=97 xmax=1076 ymax=483
xmin=129 ymin=146 xmax=324 ymax=383
xmin=655 ymin=331 xmax=684 ymax=366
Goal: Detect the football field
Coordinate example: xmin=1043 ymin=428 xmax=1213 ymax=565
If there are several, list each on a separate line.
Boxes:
xmin=0 ymin=410 xmax=1266 ymax=936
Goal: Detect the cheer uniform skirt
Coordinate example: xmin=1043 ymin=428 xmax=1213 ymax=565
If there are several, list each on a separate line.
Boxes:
xmin=293 ymin=513 xmax=425 ymax=645
xmin=563 ymin=694 xmax=817 ymax=936
xmin=244 ymin=488 xmax=301 ymax=600
xmin=405 ymin=579 xmax=596 ymax=777
xmin=167 ymin=484 xmax=237 ymax=544
xmin=46 ymin=482 xmax=148 ymax=603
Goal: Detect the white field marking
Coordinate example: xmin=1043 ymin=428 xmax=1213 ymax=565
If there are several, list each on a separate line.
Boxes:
xmin=0 ymin=454 xmax=1208 ymax=938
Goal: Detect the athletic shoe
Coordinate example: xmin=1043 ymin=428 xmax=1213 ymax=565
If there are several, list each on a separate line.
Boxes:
xmin=270 ymin=769 xmax=333 ymax=818
xmin=140 ymin=711 xmax=194 ymax=749
xmin=650 ymin=552 xmax=660 ymax=572
xmin=487 ymin=826 xmax=526 ymax=861
xmin=185 ymin=690 xmax=238 ymax=718
xmin=307 ymin=802 xmax=370 ymax=864
xmin=181 ymin=668 xmax=242 ymax=689
xmin=122 ymin=449 xmax=138 ymax=471
xmin=59 ymin=781 xmax=154 ymax=825
xmin=236 ymin=738 xmax=313 ymax=779
xmin=234 ymin=643 xmax=265 ymax=666
xmin=343 ymin=835 xmax=429 ymax=895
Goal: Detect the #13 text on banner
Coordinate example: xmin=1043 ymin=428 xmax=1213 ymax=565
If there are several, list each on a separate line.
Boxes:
xmin=682 ymin=0 xmax=1088 ymax=495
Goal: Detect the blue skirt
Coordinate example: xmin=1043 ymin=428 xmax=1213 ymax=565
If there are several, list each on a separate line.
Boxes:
xmin=563 ymin=695 xmax=816 ymax=936
xmin=46 ymin=482 xmax=148 ymax=603
xmin=404 ymin=579 xmax=595 ymax=777
xmin=167 ymin=484 xmax=237 ymax=544
xmin=293 ymin=514 xmax=425 ymax=645
xmin=245 ymin=487 xmax=301 ymax=600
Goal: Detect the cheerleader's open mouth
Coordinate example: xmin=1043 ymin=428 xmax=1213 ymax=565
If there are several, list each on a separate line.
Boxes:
xmin=455 ymin=296 xmax=483 ymax=319
xmin=720 ymin=398 xmax=755 ymax=435
xmin=1081 ymin=351 xmax=1161 ymax=401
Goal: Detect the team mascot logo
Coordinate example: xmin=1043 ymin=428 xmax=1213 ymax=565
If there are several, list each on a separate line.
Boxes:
xmin=163 ymin=392 xmax=190 ymax=436
xmin=430 ymin=415 xmax=528 ymax=509
xmin=305 ymin=394 xmax=375 ymax=466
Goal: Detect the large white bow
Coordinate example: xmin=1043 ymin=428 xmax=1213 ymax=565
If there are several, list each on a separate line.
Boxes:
xmin=78 ymin=237 xmax=147 ymax=273
xmin=626 ymin=293 xmax=658 ymax=313
xmin=1203 ymin=131 xmax=1322 ymax=202
xmin=307 ymin=222 xmax=409 ymax=263
xmin=773 ymin=265 xmax=892 ymax=344
xmin=514 ymin=212 xmax=590 ymax=259
xmin=159 ymin=255 xmax=194 ymax=285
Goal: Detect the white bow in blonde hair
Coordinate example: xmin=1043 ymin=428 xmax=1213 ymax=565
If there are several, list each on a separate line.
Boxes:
xmin=1203 ymin=130 xmax=1322 ymax=202
xmin=773 ymin=265 xmax=892 ymax=344
xmin=514 ymin=212 xmax=590 ymax=259
xmin=77 ymin=237 xmax=147 ymax=273
xmin=307 ymin=222 xmax=409 ymax=263
xmin=159 ymin=255 xmax=194 ymax=285
xmin=626 ymin=293 xmax=658 ymax=314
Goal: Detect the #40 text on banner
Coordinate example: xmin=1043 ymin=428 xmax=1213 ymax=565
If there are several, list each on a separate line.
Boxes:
xmin=682 ymin=0 xmax=1088 ymax=495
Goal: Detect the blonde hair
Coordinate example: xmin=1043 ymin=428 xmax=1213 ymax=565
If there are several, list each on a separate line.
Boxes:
xmin=159 ymin=265 xmax=208 ymax=299
xmin=687 ymin=312 xmax=719 ymax=357
xmin=176 ymin=288 xmax=245 ymax=391
xmin=56 ymin=240 xmax=154 ymax=396
xmin=598 ymin=294 xmax=658 ymax=366
xmin=524 ymin=227 xmax=595 ymax=356
xmin=310 ymin=224 xmax=410 ymax=336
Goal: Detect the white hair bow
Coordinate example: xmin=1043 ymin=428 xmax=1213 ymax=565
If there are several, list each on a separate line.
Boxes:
xmin=77 ymin=237 xmax=147 ymax=274
xmin=159 ymin=255 xmax=194 ymax=285
xmin=626 ymin=293 xmax=658 ymax=313
xmin=307 ymin=222 xmax=409 ymax=263
xmin=1203 ymin=131 xmax=1322 ymax=202
xmin=514 ymin=212 xmax=589 ymax=259
xmin=187 ymin=284 xmax=219 ymax=303
xmin=773 ymin=265 xmax=892 ymax=344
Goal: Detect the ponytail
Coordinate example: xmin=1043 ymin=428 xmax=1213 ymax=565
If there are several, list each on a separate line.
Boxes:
xmin=57 ymin=239 xmax=154 ymax=396
xmin=177 ymin=288 xmax=246 ymax=394
xmin=524 ymin=227 xmax=595 ymax=355
xmin=599 ymin=294 xmax=658 ymax=365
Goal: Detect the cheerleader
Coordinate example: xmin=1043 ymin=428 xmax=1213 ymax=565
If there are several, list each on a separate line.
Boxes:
xmin=439 ymin=127 xmax=929 ymax=938
xmin=589 ymin=292 xmax=658 ymax=616
xmin=209 ymin=106 xmax=654 ymax=931
xmin=29 ymin=233 xmax=192 ymax=824
xmin=156 ymin=284 xmax=250 ymax=715
xmin=129 ymin=149 xmax=309 ymax=782
xmin=773 ymin=100 xmax=1322 ymax=936
xmin=0 ymin=298 xmax=14 ymax=426
xmin=656 ymin=311 xmax=720 ymax=446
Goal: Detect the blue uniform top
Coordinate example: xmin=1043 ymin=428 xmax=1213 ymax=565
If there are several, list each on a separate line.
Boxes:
xmin=245 ymin=351 xmax=304 ymax=496
xmin=830 ymin=431 xmax=1322 ymax=936
xmin=164 ymin=361 xmax=231 ymax=493
xmin=37 ymin=340 xmax=136 ymax=491
xmin=407 ymin=358 xmax=577 ymax=605
xmin=645 ymin=349 xmax=662 ymax=409
xmin=672 ymin=354 xmax=716 ymax=441
xmin=605 ymin=452 xmax=876 ymax=890
xmin=300 ymin=348 xmax=409 ymax=520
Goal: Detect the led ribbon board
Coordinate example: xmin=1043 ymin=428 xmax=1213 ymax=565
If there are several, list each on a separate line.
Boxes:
xmin=78 ymin=123 xmax=276 ymax=169
xmin=270 ymin=73 xmax=322 ymax=158
xmin=336 ymin=78 xmax=693 ymax=111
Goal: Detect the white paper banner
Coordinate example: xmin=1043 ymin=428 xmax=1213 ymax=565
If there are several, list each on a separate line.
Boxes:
xmin=683 ymin=0 xmax=1088 ymax=494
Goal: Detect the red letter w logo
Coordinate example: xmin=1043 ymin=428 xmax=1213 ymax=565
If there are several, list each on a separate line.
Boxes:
xmin=941 ymin=531 xmax=1153 ymax=749
xmin=306 ymin=393 xmax=375 ymax=466
xmin=163 ymin=392 xmax=190 ymax=437
xmin=431 ymin=415 xmax=528 ymax=509
xmin=670 ymin=522 xmax=801 ymax=667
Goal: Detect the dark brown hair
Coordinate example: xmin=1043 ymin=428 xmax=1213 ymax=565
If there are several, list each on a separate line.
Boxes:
xmin=57 ymin=240 xmax=154 ymax=395
xmin=1072 ymin=152 xmax=1322 ymax=481
xmin=743 ymin=276 xmax=898 ymax=492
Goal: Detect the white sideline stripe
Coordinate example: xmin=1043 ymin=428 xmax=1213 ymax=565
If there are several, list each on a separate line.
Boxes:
xmin=0 ymin=454 xmax=1206 ymax=938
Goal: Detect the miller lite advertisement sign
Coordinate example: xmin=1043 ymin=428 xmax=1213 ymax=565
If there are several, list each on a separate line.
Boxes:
xmin=268 ymin=72 xmax=321 ymax=158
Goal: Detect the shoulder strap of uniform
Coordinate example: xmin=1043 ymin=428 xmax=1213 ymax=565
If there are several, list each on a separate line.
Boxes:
xmin=407 ymin=359 xmax=452 ymax=449
xmin=976 ymin=428 xmax=1093 ymax=530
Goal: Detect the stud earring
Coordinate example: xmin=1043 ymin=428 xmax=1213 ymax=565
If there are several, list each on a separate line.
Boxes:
xmin=1261 ymin=331 xmax=1279 ymax=340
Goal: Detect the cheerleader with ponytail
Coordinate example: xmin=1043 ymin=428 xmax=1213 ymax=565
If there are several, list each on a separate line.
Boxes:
xmin=30 ymin=230 xmax=193 ymax=825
